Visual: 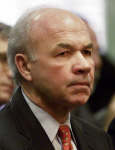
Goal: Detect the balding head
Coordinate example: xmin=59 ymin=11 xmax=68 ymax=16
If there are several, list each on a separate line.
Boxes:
xmin=8 ymin=7 xmax=90 ymax=84
xmin=30 ymin=8 xmax=86 ymax=30
xmin=29 ymin=8 xmax=87 ymax=46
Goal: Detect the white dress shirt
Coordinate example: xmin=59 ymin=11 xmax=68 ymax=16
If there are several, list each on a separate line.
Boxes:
xmin=22 ymin=88 xmax=77 ymax=150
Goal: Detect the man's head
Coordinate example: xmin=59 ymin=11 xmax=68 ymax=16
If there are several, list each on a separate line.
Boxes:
xmin=0 ymin=23 xmax=14 ymax=104
xmin=8 ymin=7 xmax=94 ymax=111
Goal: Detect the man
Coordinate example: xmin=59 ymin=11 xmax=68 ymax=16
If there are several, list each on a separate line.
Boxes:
xmin=0 ymin=23 xmax=14 ymax=109
xmin=0 ymin=7 xmax=113 ymax=150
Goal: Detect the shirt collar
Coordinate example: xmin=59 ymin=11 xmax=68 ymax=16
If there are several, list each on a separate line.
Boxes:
xmin=21 ymin=88 xmax=72 ymax=142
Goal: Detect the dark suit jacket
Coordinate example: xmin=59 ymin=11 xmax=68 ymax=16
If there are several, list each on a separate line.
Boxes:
xmin=0 ymin=87 xmax=113 ymax=150
xmin=108 ymin=118 xmax=115 ymax=148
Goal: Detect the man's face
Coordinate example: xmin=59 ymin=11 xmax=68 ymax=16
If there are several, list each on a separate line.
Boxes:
xmin=0 ymin=39 xmax=14 ymax=104
xmin=28 ymin=13 xmax=95 ymax=109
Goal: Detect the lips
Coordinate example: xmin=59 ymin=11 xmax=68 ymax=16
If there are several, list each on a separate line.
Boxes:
xmin=67 ymin=80 xmax=91 ymax=95
xmin=68 ymin=81 xmax=90 ymax=87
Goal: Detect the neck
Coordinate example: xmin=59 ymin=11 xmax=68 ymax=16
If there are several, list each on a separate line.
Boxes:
xmin=42 ymin=104 xmax=70 ymax=124
xmin=22 ymin=85 xmax=70 ymax=124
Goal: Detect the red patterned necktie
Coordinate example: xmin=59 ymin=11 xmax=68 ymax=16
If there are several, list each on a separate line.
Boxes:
xmin=58 ymin=125 xmax=73 ymax=150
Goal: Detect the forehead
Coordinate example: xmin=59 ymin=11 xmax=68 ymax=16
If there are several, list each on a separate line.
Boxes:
xmin=30 ymin=9 xmax=87 ymax=36
xmin=49 ymin=31 xmax=91 ymax=52
xmin=28 ymin=9 xmax=91 ymax=50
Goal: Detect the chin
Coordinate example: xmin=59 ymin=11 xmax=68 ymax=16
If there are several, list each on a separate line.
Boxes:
xmin=69 ymin=95 xmax=89 ymax=107
xmin=77 ymin=99 xmax=88 ymax=105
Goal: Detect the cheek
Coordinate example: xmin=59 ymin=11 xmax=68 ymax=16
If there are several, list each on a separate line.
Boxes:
xmin=33 ymin=60 xmax=68 ymax=86
xmin=36 ymin=55 xmax=71 ymax=80
xmin=47 ymin=65 xmax=68 ymax=83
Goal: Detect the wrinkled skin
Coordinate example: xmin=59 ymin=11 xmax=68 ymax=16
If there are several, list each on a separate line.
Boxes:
xmin=16 ymin=8 xmax=95 ymax=122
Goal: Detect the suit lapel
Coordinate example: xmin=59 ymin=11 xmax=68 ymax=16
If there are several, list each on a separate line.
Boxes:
xmin=9 ymin=87 xmax=99 ymax=150
xmin=71 ymin=116 xmax=96 ymax=150
xmin=10 ymin=87 xmax=55 ymax=150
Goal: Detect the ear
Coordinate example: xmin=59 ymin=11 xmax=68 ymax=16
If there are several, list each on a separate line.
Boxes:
xmin=15 ymin=54 xmax=32 ymax=81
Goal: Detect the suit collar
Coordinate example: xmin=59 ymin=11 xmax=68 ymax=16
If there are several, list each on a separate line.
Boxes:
xmin=71 ymin=116 xmax=98 ymax=150
xmin=10 ymin=87 xmax=55 ymax=150
xmin=10 ymin=87 xmax=97 ymax=150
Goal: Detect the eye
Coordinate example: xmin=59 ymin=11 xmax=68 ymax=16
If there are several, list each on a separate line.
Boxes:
xmin=82 ymin=49 xmax=92 ymax=56
xmin=58 ymin=50 xmax=70 ymax=57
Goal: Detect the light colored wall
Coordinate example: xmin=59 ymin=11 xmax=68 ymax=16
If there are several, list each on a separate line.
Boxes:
xmin=106 ymin=0 xmax=115 ymax=64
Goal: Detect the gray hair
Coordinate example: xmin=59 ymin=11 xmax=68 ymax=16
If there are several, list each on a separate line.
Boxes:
xmin=7 ymin=5 xmax=62 ymax=85
xmin=7 ymin=9 xmax=38 ymax=85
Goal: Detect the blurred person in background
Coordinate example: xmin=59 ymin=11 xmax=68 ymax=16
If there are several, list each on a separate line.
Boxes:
xmin=105 ymin=95 xmax=115 ymax=129
xmin=88 ymin=23 xmax=115 ymax=129
xmin=0 ymin=23 xmax=14 ymax=109
xmin=107 ymin=95 xmax=115 ymax=147
xmin=88 ymin=54 xmax=115 ymax=115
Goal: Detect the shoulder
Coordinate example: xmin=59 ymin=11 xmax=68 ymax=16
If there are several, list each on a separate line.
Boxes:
xmin=108 ymin=118 xmax=115 ymax=147
xmin=71 ymin=115 xmax=103 ymax=133
xmin=0 ymin=104 xmax=15 ymax=131
xmin=0 ymin=103 xmax=19 ymax=138
xmin=0 ymin=104 xmax=30 ymax=149
xmin=108 ymin=118 xmax=115 ymax=131
xmin=71 ymin=115 xmax=114 ymax=149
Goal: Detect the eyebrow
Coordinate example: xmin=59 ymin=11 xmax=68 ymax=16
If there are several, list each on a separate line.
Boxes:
xmin=57 ymin=43 xmax=74 ymax=50
xmin=56 ymin=42 xmax=93 ymax=50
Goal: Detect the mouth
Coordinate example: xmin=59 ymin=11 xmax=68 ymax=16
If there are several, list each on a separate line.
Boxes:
xmin=68 ymin=81 xmax=90 ymax=87
xmin=67 ymin=81 xmax=91 ymax=95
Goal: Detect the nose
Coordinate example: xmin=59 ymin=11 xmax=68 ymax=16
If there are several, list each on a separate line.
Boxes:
xmin=72 ymin=52 xmax=91 ymax=75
